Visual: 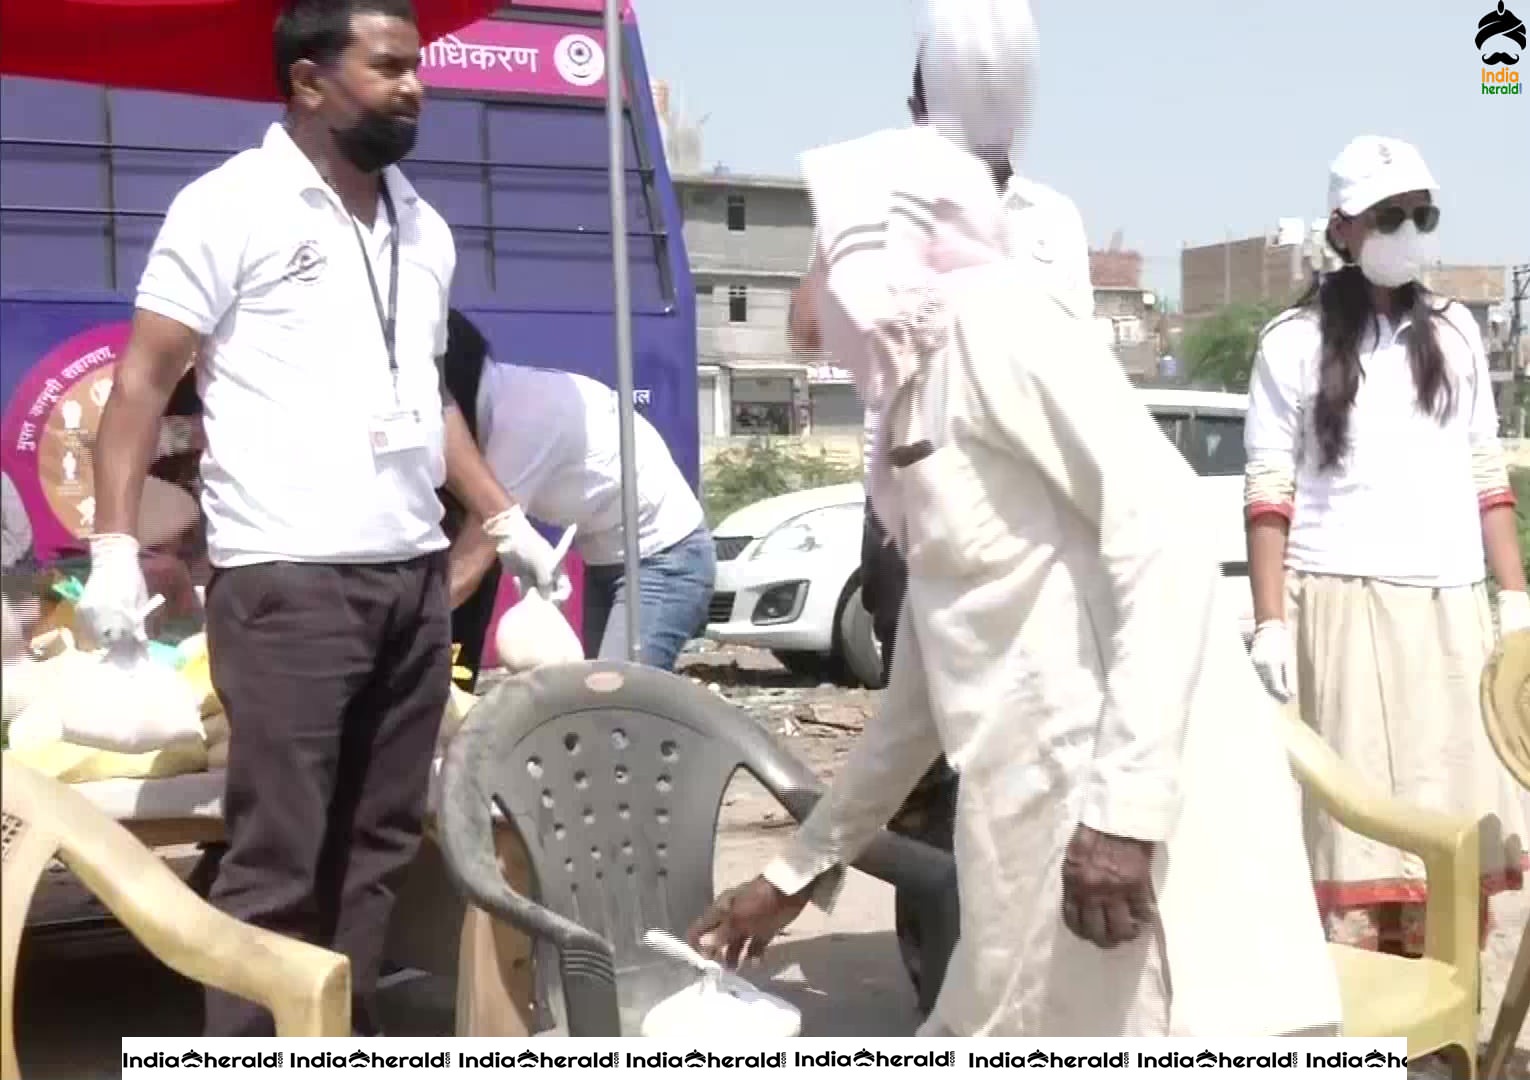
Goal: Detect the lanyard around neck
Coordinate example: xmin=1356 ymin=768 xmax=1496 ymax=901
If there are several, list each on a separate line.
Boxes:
xmin=351 ymin=183 xmax=400 ymax=392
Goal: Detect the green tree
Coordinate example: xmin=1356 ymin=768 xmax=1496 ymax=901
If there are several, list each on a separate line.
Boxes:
xmin=701 ymin=439 xmax=862 ymax=527
xmin=1512 ymin=467 xmax=1530 ymax=586
xmin=1182 ymin=301 xmax=1288 ymax=390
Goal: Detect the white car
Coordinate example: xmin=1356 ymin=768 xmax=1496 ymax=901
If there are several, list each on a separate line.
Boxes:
xmin=706 ymin=388 xmax=1255 ymax=686
xmin=706 ymin=483 xmax=882 ymax=686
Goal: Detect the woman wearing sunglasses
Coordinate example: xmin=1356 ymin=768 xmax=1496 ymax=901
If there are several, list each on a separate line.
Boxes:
xmin=1243 ymin=135 xmax=1528 ymax=957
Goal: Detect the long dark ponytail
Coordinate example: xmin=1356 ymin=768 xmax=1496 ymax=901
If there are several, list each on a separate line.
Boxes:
xmin=1284 ymin=265 xmax=1456 ymax=471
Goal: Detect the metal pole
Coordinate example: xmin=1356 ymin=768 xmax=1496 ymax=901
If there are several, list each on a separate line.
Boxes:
xmin=604 ymin=0 xmax=642 ymax=662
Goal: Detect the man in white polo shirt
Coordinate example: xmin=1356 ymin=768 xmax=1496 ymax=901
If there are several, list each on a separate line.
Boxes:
xmin=440 ymin=310 xmax=715 ymax=674
xmin=78 ymin=0 xmax=562 ymax=1037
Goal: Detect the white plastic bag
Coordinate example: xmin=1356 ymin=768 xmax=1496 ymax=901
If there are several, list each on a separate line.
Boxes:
xmin=636 ymin=929 xmax=801 ymax=1039
xmin=495 ymin=588 xmax=583 ymax=674
xmin=4 ymin=628 xmax=78 ymax=728
xmin=495 ymin=526 xmax=582 ymax=674
xmin=641 ymin=972 xmax=802 ymax=1039
xmin=54 ymin=643 xmax=206 ymax=755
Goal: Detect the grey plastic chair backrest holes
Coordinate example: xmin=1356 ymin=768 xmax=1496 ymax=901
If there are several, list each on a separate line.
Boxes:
xmin=439 ymin=662 xmax=828 ymax=1035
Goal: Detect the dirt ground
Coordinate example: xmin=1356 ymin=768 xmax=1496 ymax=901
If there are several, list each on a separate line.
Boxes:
xmin=11 ymin=643 xmax=1529 ymax=1075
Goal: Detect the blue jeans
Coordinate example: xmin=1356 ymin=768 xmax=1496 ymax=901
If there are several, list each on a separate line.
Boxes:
xmin=582 ymin=526 xmax=716 ymax=672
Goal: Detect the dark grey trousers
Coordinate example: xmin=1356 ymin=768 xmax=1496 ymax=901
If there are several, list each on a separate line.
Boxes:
xmin=202 ymin=553 xmax=450 ymax=1036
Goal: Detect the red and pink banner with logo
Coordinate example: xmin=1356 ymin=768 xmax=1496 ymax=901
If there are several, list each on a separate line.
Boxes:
xmin=422 ymin=11 xmax=633 ymax=98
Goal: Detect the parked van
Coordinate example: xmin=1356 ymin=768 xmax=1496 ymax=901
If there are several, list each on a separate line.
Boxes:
xmin=0 ymin=0 xmax=695 ymax=664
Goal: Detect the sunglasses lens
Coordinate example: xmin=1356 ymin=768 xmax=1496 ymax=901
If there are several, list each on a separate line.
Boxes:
xmin=1373 ymin=207 xmax=1406 ymax=234
xmin=1415 ymin=206 xmax=1441 ymax=233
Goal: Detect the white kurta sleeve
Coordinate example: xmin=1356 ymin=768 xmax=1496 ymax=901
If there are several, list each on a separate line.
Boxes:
xmin=1053 ymin=195 xmax=1096 ymax=321
xmin=861 ymin=404 xmax=881 ymax=479
xmin=965 ymin=283 xmax=1212 ymax=843
xmin=762 ymin=614 xmax=942 ymax=910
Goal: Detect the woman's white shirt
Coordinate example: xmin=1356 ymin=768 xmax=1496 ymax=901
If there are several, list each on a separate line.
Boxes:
xmin=1245 ymin=301 xmax=1501 ymax=587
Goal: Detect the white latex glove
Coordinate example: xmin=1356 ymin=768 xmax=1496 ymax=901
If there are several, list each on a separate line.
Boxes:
xmin=1498 ymin=590 xmax=1530 ymax=637
xmin=1248 ymin=619 xmax=1294 ymax=703
xmin=76 ymin=533 xmax=150 ymax=648
xmin=482 ymin=506 xmax=566 ymax=597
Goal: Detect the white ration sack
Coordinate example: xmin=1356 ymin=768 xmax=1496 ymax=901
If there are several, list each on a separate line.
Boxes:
xmin=52 ymin=643 xmax=206 ymax=755
xmin=4 ymin=628 xmax=75 ymax=728
xmin=495 ymin=588 xmax=583 ymax=674
xmin=640 ymin=972 xmax=801 ymax=1039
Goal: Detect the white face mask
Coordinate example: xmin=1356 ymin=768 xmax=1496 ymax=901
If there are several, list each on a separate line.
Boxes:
xmin=1356 ymin=220 xmax=1438 ymax=288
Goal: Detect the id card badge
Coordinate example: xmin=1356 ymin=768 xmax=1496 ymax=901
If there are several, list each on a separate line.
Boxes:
xmin=369 ymin=409 xmax=426 ymax=456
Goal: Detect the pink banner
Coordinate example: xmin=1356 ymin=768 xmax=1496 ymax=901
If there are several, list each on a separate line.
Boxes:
xmin=422 ymin=18 xmax=619 ymax=98
xmin=1 ymin=322 xmax=130 ymax=564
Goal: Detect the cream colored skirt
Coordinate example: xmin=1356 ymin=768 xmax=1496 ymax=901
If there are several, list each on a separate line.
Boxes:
xmin=1287 ymin=573 xmax=1528 ymax=949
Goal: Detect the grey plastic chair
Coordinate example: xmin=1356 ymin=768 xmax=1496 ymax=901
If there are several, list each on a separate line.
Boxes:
xmin=437 ymin=660 xmax=960 ymax=1036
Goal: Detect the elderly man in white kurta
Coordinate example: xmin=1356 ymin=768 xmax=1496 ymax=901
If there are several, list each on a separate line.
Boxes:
xmin=690 ymin=0 xmax=1341 ymax=1039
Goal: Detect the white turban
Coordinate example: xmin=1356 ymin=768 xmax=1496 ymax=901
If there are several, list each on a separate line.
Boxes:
xmin=919 ymin=0 xmax=1039 ymax=167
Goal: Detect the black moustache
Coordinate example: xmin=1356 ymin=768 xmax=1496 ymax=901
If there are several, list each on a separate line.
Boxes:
xmin=1483 ymin=51 xmax=1521 ymax=63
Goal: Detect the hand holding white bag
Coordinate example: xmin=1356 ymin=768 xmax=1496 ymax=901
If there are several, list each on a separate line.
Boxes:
xmin=77 ymin=533 xmax=151 ymax=648
xmin=53 ymin=597 xmax=205 ymax=754
xmin=495 ymin=526 xmax=582 ymax=674
xmin=496 ymin=589 xmax=583 ymax=674
xmin=484 ymin=506 xmax=569 ymax=598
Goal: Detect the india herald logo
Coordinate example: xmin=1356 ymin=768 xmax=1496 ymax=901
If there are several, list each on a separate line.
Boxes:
xmin=1478 ymin=1 xmax=1525 ymax=94
xmin=1479 ymin=1 xmax=1526 ymax=65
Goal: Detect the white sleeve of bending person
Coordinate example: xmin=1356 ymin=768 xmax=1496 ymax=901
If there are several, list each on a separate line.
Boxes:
xmin=135 ymin=173 xmax=245 ymax=333
xmin=963 ymin=280 xmax=1206 ymax=844
xmin=761 ymin=615 xmax=942 ymax=911
xmin=474 ymin=357 xmax=497 ymax=448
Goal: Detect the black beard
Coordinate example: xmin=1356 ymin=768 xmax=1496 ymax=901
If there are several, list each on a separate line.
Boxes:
xmin=332 ymin=112 xmax=418 ymax=173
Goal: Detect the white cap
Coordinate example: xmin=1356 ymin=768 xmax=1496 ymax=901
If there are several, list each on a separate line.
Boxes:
xmin=1327 ymin=135 xmax=1439 ymax=217
xmin=919 ymin=0 xmax=1039 ymax=166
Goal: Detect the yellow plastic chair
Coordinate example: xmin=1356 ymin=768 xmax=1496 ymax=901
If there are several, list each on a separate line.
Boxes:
xmin=1280 ymin=707 xmax=1482 ymax=1078
xmin=1 ymin=758 xmax=351 ymax=1077
xmin=1480 ymin=629 xmax=1530 ymax=1079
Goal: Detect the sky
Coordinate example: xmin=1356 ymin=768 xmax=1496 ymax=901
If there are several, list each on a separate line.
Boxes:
xmin=633 ymin=0 xmax=1529 ymax=303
